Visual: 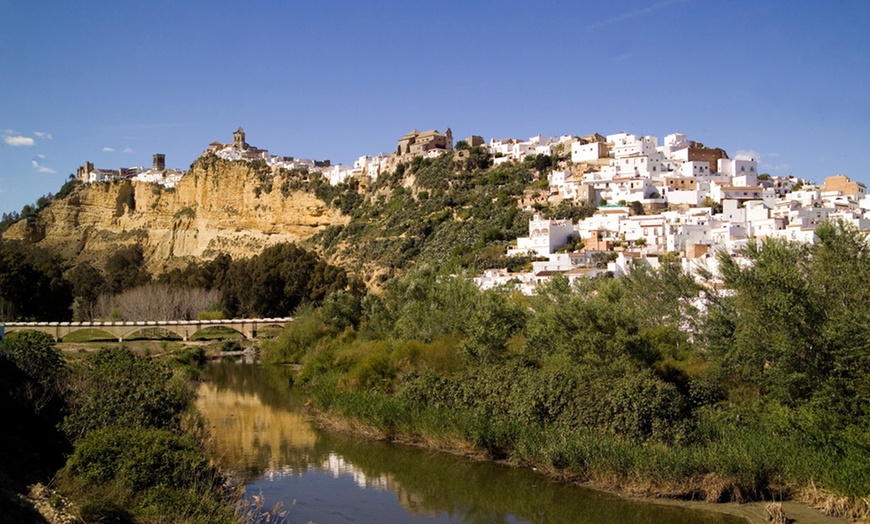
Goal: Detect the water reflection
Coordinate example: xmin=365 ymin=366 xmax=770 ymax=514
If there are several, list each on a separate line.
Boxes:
xmin=197 ymin=362 xmax=742 ymax=524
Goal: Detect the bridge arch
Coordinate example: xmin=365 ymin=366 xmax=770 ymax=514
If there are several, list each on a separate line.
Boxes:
xmin=59 ymin=328 xmax=117 ymax=341
xmin=3 ymin=326 xmax=57 ymax=340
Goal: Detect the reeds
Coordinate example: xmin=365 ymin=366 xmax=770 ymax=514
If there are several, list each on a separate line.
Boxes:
xmin=307 ymin=382 xmax=870 ymax=513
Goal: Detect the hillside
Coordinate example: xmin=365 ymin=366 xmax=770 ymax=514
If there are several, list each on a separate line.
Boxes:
xmin=306 ymin=150 xmax=599 ymax=283
xmin=3 ymin=149 xmax=580 ymax=284
xmin=2 ymin=156 xmax=348 ymax=273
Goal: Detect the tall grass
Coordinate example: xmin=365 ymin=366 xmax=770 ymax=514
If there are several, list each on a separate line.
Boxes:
xmin=307 ymin=381 xmax=870 ymax=505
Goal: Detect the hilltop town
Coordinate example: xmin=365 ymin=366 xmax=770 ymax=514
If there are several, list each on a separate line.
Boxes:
xmin=71 ymin=126 xmax=869 ymax=290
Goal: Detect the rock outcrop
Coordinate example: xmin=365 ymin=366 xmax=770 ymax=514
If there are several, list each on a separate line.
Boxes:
xmin=3 ymin=156 xmax=347 ymax=272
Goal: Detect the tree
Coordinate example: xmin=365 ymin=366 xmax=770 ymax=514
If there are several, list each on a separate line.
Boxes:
xmin=523 ymin=154 xmax=554 ymax=177
xmin=95 ymin=283 xmax=220 ymax=320
xmin=701 ymin=196 xmax=723 ymax=214
xmin=104 ymin=245 xmax=150 ymax=294
xmin=462 ymin=288 xmax=527 ymax=363
xmin=221 ymin=243 xmax=348 ymax=317
xmin=0 ymin=240 xmax=72 ymax=320
xmin=710 ymin=237 xmax=818 ymax=401
xmin=66 ymin=262 xmax=106 ymax=321
xmin=1 ymin=331 xmax=66 ymax=413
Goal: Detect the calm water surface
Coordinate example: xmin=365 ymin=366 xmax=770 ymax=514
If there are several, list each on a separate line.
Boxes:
xmin=197 ymin=362 xmax=743 ymax=524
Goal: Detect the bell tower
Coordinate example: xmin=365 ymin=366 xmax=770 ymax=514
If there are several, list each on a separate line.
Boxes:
xmin=233 ymin=127 xmax=246 ymax=149
xmin=152 ymin=153 xmax=165 ymax=171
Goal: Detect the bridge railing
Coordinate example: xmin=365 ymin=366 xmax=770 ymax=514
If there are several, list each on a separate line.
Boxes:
xmin=0 ymin=318 xmax=293 ymax=341
xmin=3 ymin=318 xmax=293 ymax=328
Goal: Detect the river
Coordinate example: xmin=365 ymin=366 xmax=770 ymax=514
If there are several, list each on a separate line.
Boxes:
xmin=197 ymin=361 xmax=743 ymax=524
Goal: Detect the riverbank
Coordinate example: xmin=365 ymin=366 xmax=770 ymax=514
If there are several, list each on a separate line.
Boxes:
xmin=197 ymin=361 xmax=748 ymax=524
xmin=307 ymin=406 xmax=852 ymax=524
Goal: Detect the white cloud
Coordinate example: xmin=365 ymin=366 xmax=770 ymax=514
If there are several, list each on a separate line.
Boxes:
xmin=734 ymin=149 xmax=760 ymax=161
xmin=123 ymin=147 xmax=134 ymax=153
xmin=32 ymin=160 xmax=57 ymax=174
xmin=734 ymin=150 xmax=788 ymax=171
xmin=102 ymin=147 xmax=115 ymax=152
xmin=4 ymin=135 xmax=35 ymax=146
xmin=37 ymin=153 xmax=46 ymax=159
xmin=587 ymin=0 xmax=690 ymax=30
xmin=33 ymin=131 xmax=52 ymax=139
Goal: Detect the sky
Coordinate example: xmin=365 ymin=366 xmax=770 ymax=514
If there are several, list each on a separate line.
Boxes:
xmin=1 ymin=0 xmax=868 ymax=214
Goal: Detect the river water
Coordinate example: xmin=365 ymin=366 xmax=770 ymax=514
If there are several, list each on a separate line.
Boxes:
xmin=197 ymin=362 xmax=743 ymax=524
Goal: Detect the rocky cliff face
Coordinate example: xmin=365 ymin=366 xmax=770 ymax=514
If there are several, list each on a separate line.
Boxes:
xmin=3 ymin=157 xmax=347 ymax=272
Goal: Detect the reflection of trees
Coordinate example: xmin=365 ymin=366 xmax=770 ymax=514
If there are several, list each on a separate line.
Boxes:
xmin=202 ymin=361 xmax=299 ymax=410
xmin=199 ymin=364 xmax=738 ymax=524
xmin=316 ymin=431 xmax=738 ymax=524
xmin=197 ymin=363 xmax=318 ymax=481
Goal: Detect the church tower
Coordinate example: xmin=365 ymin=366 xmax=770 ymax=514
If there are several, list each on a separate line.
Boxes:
xmin=152 ymin=153 xmax=165 ymax=171
xmin=233 ymin=127 xmax=247 ymax=150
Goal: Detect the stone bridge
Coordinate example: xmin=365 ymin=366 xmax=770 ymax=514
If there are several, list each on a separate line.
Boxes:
xmin=0 ymin=318 xmax=292 ymax=342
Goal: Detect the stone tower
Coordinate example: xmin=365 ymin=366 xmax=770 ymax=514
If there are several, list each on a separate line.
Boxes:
xmin=152 ymin=153 xmax=165 ymax=171
xmin=233 ymin=127 xmax=246 ymax=150
xmin=446 ymin=128 xmax=453 ymax=150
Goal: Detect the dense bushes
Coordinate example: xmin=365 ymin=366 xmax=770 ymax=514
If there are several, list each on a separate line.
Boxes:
xmin=267 ymin=224 xmax=870 ymax=507
xmin=62 ymin=348 xmax=190 ymax=442
xmin=0 ymin=331 xmax=66 ymax=413
xmin=66 ymin=427 xmax=214 ymax=492
xmin=0 ymin=333 xmax=239 ymax=522
xmin=55 ymin=348 xmax=239 ymax=522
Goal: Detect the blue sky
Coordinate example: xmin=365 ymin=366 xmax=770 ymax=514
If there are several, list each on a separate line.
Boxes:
xmin=1 ymin=0 xmax=867 ymax=214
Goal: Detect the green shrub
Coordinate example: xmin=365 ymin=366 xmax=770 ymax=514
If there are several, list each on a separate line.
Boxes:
xmin=220 ymin=340 xmax=242 ymax=353
xmin=174 ymin=346 xmax=207 ymax=366
xmin=261 ymin=307 xmax=328 ymax=364
xmin=65 ymin=426 xmax=215 ymax=491
xmin=198 ymin=309 xmax=226 ymax=320
xmin=601 ymin=369 xmax=691 ymax=443
xmin=62 ymin=348 xmax=189 ymax=441
xmin=0 ymin=331 xmax=66 ymax=412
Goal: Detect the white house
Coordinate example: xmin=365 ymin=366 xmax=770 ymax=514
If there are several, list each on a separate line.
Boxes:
xmin=718 ymin=158 xmax=758 ymax=186
xmin=323 ymin=164 xmax=354 ymax=186
xmin=659 ymin=133 xmax=689 ymax=159
xmin=608 ymin=133 xmax=658 ymax=158
xmin=572 ymin=141 xmax=608 ymax=163
xmin=508 ymin=215 xmax=575 ymax=257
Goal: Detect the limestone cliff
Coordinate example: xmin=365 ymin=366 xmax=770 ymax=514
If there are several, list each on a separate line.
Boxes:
xmin=3 ymin=157 xmax=347 ymax=272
